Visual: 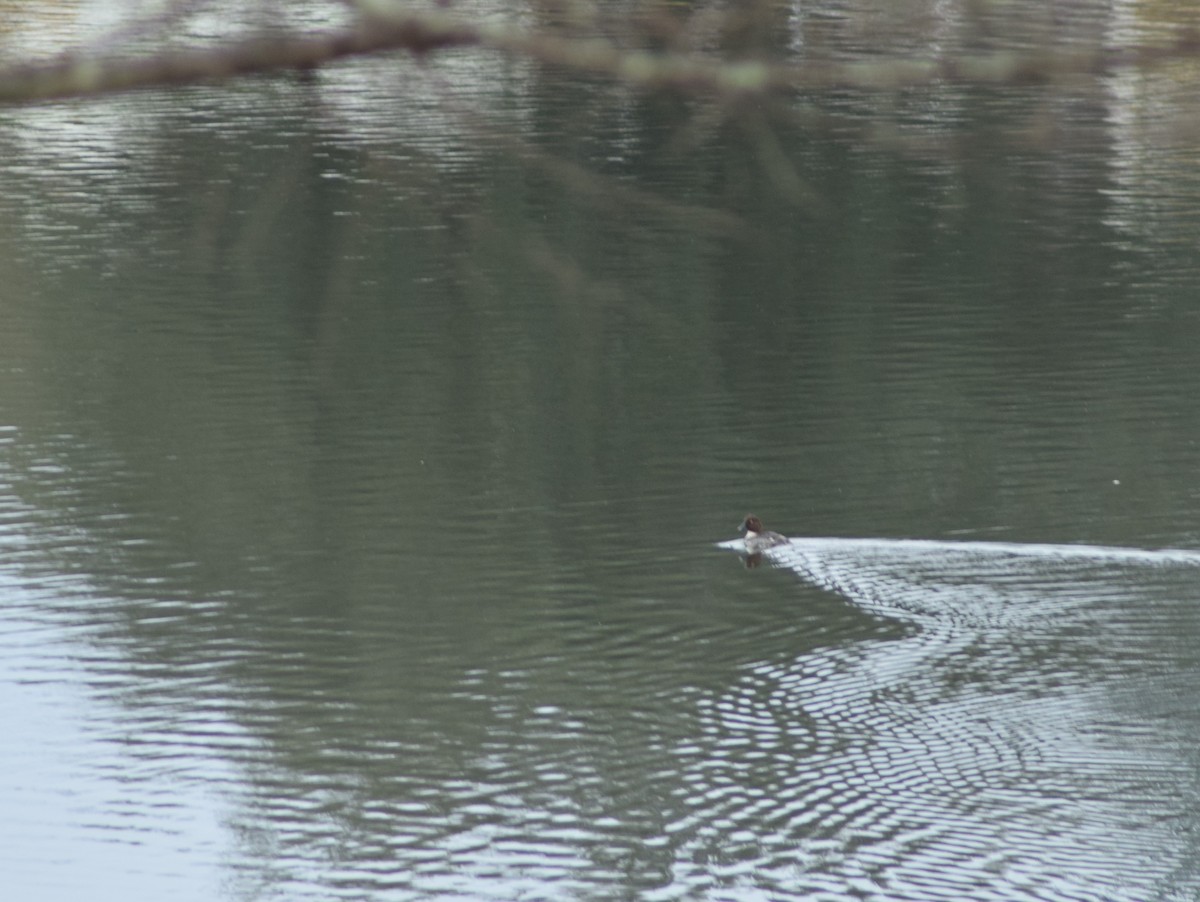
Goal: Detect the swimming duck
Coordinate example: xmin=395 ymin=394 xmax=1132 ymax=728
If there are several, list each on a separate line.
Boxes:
xmin=739 ymin=514 xmax=788 ymax=553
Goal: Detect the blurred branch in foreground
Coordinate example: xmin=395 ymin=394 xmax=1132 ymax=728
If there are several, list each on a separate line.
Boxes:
xmin=0 ymin=6 xmax=1197 ymax=105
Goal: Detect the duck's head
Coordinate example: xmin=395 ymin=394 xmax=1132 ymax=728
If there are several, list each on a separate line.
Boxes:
xmin=740 ymin=514 xmax=765 ymax=536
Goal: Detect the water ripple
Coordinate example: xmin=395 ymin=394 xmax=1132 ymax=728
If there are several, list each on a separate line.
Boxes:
xmin=687 ymin=537 xmax=1200 ymax=900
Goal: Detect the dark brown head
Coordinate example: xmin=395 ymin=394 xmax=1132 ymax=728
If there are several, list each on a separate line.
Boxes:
xmin=740 ymin=514 xmax=765 ymax=535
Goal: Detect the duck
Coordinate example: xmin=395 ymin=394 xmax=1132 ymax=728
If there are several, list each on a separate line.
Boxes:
xmin=739 ymin=514 xmax=788 ymax=553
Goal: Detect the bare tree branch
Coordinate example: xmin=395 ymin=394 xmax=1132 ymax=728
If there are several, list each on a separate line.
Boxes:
xmin=0 ymin=15 xmax=472 ymax=104
xmin=0 ymin=7 xmax=1196 ymax=106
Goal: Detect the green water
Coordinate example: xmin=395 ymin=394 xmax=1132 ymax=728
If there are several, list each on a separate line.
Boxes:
xmin=3 ymin=3 xmax=1200 ymax=899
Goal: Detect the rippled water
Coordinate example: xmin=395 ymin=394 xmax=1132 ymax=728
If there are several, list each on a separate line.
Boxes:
xmin=4 ymin=0 xmax=1200 ymax=900
xmin=717 ymin=537 xmax=1200 ymax=900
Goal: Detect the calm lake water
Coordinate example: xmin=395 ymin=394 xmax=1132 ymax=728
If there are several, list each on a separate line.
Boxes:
xmin=4 ymin=2 xmax=1200 ymax=900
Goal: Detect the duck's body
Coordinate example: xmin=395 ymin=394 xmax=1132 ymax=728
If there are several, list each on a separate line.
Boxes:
xmin=739 ymin=514 xmax=788 ymax=553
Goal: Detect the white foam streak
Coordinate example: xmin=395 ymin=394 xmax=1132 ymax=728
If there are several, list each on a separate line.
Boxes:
xmin=718 ymin=536 xmax=1200 ymax=567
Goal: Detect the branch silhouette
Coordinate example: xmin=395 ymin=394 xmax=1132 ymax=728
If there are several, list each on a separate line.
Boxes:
xmin=0 ymin=7 xmax=1196 ymax=105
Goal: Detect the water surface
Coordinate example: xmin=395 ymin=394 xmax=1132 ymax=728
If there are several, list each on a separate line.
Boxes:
xmin=3 ymin=1 xmax=1200 ymax=899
